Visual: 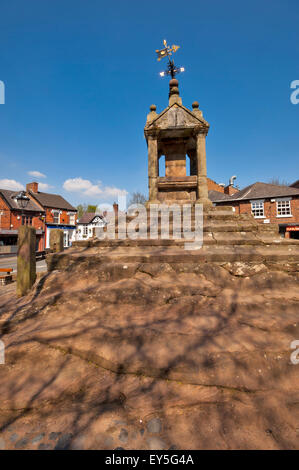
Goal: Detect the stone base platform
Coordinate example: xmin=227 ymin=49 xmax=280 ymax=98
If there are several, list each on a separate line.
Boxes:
xmin=48 ymin=206 xmax=299 ymax=272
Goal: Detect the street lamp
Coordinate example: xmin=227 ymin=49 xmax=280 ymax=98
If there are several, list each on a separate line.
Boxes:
xmin=15 ymin=191 xmax=30 ymax=209
xmin=15 ymin=191 xmax=30 ymax=224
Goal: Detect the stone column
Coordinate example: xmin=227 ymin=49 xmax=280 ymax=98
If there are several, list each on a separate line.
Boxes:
xmin=147 ymin=135 xmax=159 ymax=204
xmin=196 ymin=132 xmax=212 ymax=207
xmin=165 ymin=142 xmax=186 ymax=177
xmin=50 ymin=229 xmax=64 ymax=252
xmin=17 ymin=225 xmax=36 ymax=297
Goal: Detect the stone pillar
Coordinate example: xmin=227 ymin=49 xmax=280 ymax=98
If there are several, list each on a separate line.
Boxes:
xmin=50 ymin=229 xmax=64 ymax=252
xmin=17 ymin=225 xmax=36 ymax=297
xmin=164 ymin=142 xmax=186 ymax=177
xmin=196 ymin=132 xmax=212 ymax=207
xmin=147 ymin=135 xmax=159 ymax=204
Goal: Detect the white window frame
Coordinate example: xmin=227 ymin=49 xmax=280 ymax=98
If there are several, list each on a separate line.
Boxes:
xmin=53 ymin=210 xmax=60 ymax=224
xmin=251 ymin=199 xmax=265 ymax=218
xmin=83 ymin=225 xmax=88 ymax=236
xmin=69 ymin=213 xmax=76 ymax=225
xmin=63 ymin=230 xmax=69 ymax=247
xmin=276 ymin=198 xmax=292 ymax=218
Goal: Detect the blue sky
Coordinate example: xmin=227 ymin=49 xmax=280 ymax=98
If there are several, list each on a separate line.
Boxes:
xmin=0 ymin=0 xmax=298 ymax=206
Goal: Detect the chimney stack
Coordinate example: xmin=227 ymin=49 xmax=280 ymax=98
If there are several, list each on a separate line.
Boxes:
xmin=26 ymin=182 xmax=38 ymax=193
xmin=224 ymin=185 xmax=239 ymax=195
xmin=113 ymin=202 xmax=118 ymax=214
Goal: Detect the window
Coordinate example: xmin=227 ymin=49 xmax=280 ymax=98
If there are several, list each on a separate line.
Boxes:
xmin=69 ymin=213 xmax=76 ymax=225
xmin=22 ymin=216 xmax=33 ymax=226
xmin=63 ymin=231 xmax=69 ymax=247
xmin=251 ymin=200 xmax=264 ymax=218
xmin=53 ymin=211 xmax=60 ymax=224
xmin=83 ymin=225 xmax=88 ymax=236
xmin=277 ymin=199 xmax=292 ymax=217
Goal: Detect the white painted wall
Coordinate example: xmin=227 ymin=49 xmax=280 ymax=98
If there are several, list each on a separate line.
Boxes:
xmin=74 ymin=216 xmax=106 ymax=241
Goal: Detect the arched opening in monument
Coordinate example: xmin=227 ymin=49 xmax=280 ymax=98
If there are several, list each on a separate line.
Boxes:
xmin=159 ymin=155 xmax=165 ymax=177
xmin=186 ymin=154 xmax=191 ymax=176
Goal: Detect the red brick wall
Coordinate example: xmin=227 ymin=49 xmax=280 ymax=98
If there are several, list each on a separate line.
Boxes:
xmin=0 ymin=197 xmax=11 ymax=229
xmin=207 ymin=178 xmax=225 ymax=193
xmin=45 ymin=208 xmax=72 ymax=225
xmin=220 ymin=197 xmax=299 ymax=226
xmin=0 ymin=194 xmax=45 ymax=231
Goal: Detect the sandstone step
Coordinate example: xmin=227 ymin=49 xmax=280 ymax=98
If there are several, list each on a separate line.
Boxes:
xmin=73 ymin=232 xmax=298 ymax=248
xmin=123 ymin=212 xmax=251 ymax=223
xmin=47 ymin=244 xmax=299 ymax=272
xmin=98 ymin=223 xmax=279 ymax=237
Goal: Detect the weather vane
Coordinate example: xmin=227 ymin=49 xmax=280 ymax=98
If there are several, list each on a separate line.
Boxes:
xmin=156 ymin=39 xmax=185 ymax=79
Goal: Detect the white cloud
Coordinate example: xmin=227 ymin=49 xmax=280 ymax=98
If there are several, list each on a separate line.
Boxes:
xmin=38 ymin=182 xmax=53 ymax=191
xmin=63 ymin=177 xmax=128 ymax=199
xmin=0 ymin=179 xmax=24 ymax=191
xmin=28 ymin=170 xmax=46 ymax=179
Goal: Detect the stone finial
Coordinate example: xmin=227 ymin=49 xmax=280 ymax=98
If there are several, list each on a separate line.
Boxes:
xmin=192 ymin=100 xmax=203 ymax=118
xmin=146 ymin=104 xmax=158 ymax=124
xmin=169 ymin=78 xmax=182 ymax=106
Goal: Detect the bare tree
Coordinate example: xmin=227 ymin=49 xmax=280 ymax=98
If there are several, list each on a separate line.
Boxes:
xmin=268 ymin=177 xmax=290 ymax=187
xmin=128 ymin=192 xmax=147 ymax=206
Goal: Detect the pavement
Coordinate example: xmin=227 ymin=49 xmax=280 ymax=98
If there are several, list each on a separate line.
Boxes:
xmin=0 ymin=255 xmax=47 ymax=273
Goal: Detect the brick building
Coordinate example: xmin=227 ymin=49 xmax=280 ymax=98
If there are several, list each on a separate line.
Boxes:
xmin=207 ymin=177 xmax=239 ymax=197
xmin=210 ymin=181 xmax=299 ymax=239
xmin=0 ymin=182 xmax=77 ymax=253
xmin=0 ymin=189 xmax=45 ymax=253
xmin=26 ymin=182 xmax=77 ymax=248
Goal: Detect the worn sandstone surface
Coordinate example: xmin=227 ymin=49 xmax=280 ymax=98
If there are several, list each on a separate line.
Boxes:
xmin=0 ymin=255 xmax=299 ymax=450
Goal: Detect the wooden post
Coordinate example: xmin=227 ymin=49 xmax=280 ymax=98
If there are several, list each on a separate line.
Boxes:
xmin=17 ymin=225 xmax=36 ymax=297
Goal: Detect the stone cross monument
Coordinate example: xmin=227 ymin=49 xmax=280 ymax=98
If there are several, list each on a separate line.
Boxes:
xmin=144 ymin=41 xmax=212 ymax=207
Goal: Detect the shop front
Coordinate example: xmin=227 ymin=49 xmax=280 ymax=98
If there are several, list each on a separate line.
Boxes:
xmin=285 ymin=225 xmax=299 ymax=240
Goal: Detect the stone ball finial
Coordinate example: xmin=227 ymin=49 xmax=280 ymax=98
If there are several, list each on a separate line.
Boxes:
xmin=192 ymin=101 xmax=199 ymax=109
xmin=169 ymin=78 xmax=179 ymax=87
xmin=150 ymin=104 xmax=156 ymax=112
xmin=169 ymin=86 xmax=179 ymax=96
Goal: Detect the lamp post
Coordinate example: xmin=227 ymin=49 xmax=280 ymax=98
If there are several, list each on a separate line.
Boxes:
xmin=15 ymin=191 xmax=30 ymax=223
xmin=16 ymin=191 xmax=36 ymax=296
